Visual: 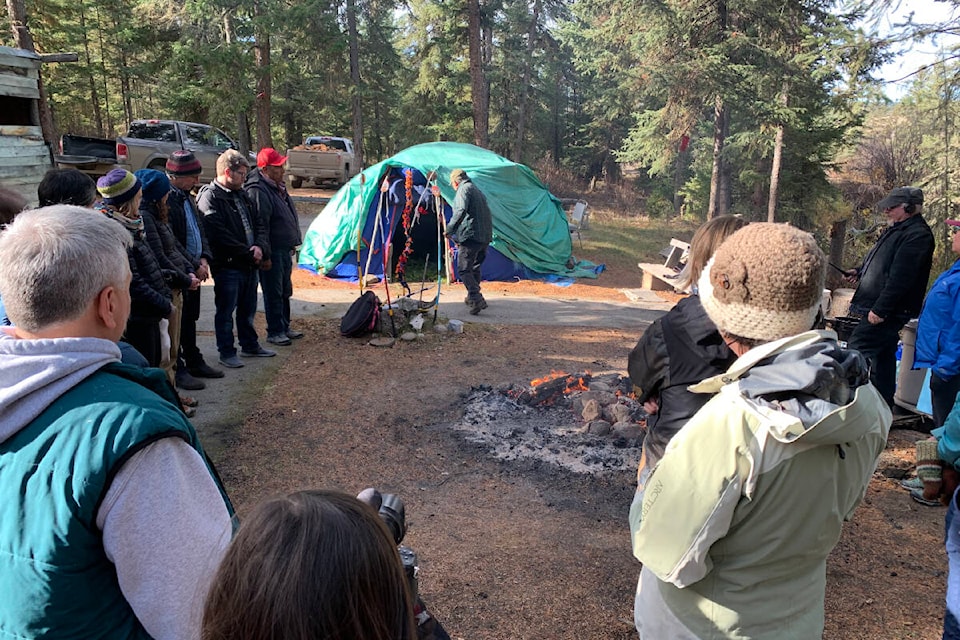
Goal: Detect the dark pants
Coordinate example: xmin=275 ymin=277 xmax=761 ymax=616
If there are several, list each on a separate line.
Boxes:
xmin=260 ymin=248 xmax=293 ymax=336
xmin=213 ymin=267 xmax=260 ymax=357
xmin=179 ymin=286 xmax=205 ymax=368
xmin=123 ymin=317 xmax=161 ymax=367
xmin=847 ymin=313 xmax=908 ymax=406
xmin=932 ymin=373 xmax=960 ymax=428
xmin=457 ymin=241 xmax=487 ymax=302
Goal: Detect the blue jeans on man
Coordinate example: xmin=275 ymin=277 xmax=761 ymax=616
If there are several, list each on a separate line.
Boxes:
xmin=260 ymin=248 xmax=293 ymax=338
xmin=213 ymin=267 xmax=261 ymax=357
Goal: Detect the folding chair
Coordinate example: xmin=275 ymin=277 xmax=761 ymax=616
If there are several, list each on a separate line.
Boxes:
xmin=568 ymin=200 xmax=589 ymax=249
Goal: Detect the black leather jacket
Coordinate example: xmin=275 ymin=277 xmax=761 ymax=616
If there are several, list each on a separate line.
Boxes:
xmin=628 ymin=295 xmax=737 ymax=468
xmin=850 ymin=213 xmax=934 ymax=320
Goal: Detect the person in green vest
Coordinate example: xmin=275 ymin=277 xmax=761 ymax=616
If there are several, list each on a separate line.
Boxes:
xmin=0 ymin=205 xmax=234 ymax=639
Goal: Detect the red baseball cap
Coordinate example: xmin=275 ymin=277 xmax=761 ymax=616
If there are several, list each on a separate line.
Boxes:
xmin=946 ymin=219 xmax=960 ymax=228
xmin=257 ymin=148 xmax=288 ymax=168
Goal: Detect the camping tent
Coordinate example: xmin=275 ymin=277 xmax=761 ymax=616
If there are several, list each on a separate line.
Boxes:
xmin=298 ymin=142 xmax=600 ymax=282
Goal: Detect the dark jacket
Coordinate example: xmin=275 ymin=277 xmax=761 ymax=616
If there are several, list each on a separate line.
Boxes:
xmin=167 ymin=187 xmax=212 ymax=264
xmin=96 ymin=204 xmax=171 ymax=320
xmin=139 ymin=203 xmax=194 ymax=291
xmin=197 ymin=181 xmax=269 ymax=271
xmin=850 ymin=213 xmax=934 ymax=320
xmin=244 ymin=168 xmax=302 ymax=251
xmin=628 ymin=295 xmax=737 ymax=468
xmin=448 ymin=177 xmax=493 ymax=245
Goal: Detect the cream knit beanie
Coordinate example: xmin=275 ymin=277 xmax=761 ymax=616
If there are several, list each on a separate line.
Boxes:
xmin=698 ymin=223 xmax=825 ymax=342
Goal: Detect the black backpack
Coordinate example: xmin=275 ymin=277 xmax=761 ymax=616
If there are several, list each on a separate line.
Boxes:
xmin=340 ymin=291 xmax=381 ymax=337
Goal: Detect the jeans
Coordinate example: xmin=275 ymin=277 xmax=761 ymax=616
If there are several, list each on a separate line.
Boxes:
xmin=260 ymin=248 xmax=293 ymax=336
xmin=847 ymin=313 xmax=908 ymax=406
xmin=457 ymin=240 xmax=487 ymax=302
xmin=932 ymin=374 xmax=960 ymax=428
xmin=944 ymin=488 xmax=960 ymax=639
xmin=213 ymin=267 xmax=260 ymax=357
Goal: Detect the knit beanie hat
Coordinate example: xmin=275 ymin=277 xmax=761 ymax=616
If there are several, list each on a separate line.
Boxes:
xmin=97 ymin=169 xmax=141 ymax=206
xmin=698 ymin=223 xmax=825 ymax=343
xmin=166 ymin=150 xmax=202 ymax=176
xmin=133 ymin=169 xmax=171 ymax=204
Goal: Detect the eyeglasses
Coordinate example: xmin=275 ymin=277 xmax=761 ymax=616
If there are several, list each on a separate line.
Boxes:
xmin=950 ymin=226 xmax=960 ymax=235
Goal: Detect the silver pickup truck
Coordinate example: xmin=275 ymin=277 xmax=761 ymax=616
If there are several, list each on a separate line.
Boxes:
xmin=285 ymin=136 xmax=358 ymax=188
xmin=116 ymin=120 xmax=244 ymax=183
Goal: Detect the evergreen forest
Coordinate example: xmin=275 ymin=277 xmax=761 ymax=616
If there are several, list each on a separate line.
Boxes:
xmin=5 ymin=0 xmax=960 ymax=264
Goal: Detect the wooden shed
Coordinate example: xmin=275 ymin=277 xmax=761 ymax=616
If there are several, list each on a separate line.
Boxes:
xmin=0 ymin=45 xmax=52 ymax=207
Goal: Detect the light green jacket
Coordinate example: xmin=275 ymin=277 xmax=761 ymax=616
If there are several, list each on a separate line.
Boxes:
xmin=630 ymin=331 xmax=891 ymax=639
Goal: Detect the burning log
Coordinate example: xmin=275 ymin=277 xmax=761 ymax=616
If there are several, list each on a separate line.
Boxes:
xmin=525 ymin=370 xmax=592 ymax=406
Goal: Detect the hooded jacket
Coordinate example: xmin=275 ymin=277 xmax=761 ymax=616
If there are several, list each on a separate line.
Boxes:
xmin=244 ymin=168 xmax=302 ymax=251
xmin=630 ymin=331 xmax=890 ymax=639
xmin=0 ymin=331 xmax=233 ymax=639
xmin=915 ymin=259 xmax=960 ymax=381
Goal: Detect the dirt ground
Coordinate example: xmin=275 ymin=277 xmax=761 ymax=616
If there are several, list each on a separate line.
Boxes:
xmin=208 ymin=265 xmax=948 ymax=640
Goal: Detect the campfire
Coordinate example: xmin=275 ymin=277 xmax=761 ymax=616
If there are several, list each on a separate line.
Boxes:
xmin=448 ymin=371 xmax=648 ymax=475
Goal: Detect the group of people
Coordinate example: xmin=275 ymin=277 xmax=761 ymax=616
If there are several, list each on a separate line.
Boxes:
xmin=0 ymin=202 xmax=420 ymax=637
xmin=627 ymin=184 xmax=960 ymax=639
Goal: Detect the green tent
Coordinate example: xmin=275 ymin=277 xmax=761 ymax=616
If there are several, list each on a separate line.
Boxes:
xmin=298 ymin=142 xmax=601 ymax=281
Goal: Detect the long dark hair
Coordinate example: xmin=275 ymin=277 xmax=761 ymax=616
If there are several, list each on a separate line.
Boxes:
xmin=202 ymin=490 xmax=416 ymax=640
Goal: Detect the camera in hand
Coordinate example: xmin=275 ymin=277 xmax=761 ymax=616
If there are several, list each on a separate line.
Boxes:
xmin=357 ymin=488 xmax=450 ymax=640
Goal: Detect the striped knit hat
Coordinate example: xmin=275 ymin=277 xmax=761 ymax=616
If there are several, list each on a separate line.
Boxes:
xmin=699 ymin=223 xmax=825 ymax=343
xmin=166 ymin=150 xmax=203 ymax=176
xmin=96 ymin=169 xmax=141 ymax=206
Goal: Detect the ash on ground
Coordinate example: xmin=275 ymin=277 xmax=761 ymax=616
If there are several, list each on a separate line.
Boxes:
xmin=446 ymin=373 xmax=647 ymax=476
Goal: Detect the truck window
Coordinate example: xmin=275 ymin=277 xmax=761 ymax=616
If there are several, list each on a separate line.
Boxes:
xmin=182 ymin=124 xmax=212 ymax=147
xmin=210 ymin=128 xmax=236 ymax=150
xmin=128 ymin=122 xmax=177 ymax=142
xmin=305 ymin=137 xmax=347 ymax=151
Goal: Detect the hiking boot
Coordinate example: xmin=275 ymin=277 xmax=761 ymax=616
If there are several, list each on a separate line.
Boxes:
xmin=175 ymin=370 xmax=206 ymax=391
xmin=188 ymin=361 xmax=225 ymax=379
xmin=179 ymin=395 xmax=199 ymax=408
xmin=286 ymin=329 xmax=305 ymax=339
xmin=240 ymin=346 xmax=277 ymax=358
xmin=267 ymin=333 xmax=293 ymax=346
xmin=218 ymin=355 xmax=245 ymax=369
xmin=469 ymin=299 xmax=488 ymax=315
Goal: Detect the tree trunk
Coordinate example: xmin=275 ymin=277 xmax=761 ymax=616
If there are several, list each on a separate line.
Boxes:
xmin=346 ymin=0 xmax=364 ymax=168
xmin=77 ymin=0 xmax=104 ymax=135
xmin=6 ymin=0 xmax=57 ymax=145
xmin=253 ymin=0 xmax=273 ymax=150
xmin=467 ymin=0 xmax=488 ymax=147
xmin=707 ymin=94 xmax=728 ymax=219
xmin=767 ymin=86 xmax=788 ymax=223
xmin=512 ymin=0 xmax=540 ymax=162
xmin=827 ymin=219 xmax=847 ymax=291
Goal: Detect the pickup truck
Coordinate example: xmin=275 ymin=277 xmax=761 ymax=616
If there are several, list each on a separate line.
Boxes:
xmin=116 ymin=119 xmax=244 ymax=183
xmin=55 ymin=134 xmax=117 ymax=179
xmin=285 ymin=136 xmax=358 ymax=188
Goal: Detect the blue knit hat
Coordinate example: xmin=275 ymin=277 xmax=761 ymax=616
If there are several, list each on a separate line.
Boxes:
xmin=133 ymin=169 xmax=171 ymax=204
xmin=97 ymin=169 xmax=141 ymax=206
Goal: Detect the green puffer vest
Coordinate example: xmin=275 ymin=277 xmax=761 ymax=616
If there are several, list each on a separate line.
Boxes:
xmin=0 ymin=363 xmax=230 ymax=639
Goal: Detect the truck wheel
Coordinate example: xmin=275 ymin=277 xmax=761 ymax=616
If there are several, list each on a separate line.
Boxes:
xmin=290 ymin=177 xmax=303 ymax=189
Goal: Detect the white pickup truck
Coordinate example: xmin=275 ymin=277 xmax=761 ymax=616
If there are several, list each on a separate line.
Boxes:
xmin=285 ymin=136 xmax=358 ymax=188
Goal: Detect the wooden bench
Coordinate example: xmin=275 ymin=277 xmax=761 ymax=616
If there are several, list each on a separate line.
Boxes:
xmin=638 ymin=238 xmax=690 ymax=292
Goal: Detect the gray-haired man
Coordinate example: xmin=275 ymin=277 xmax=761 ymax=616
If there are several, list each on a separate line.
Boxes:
xmin=0 ymin=206 xmax=233 ymax=639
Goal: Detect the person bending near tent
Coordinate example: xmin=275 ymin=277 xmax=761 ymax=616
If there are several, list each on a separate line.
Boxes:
xmin=446 ymin=168 xmax=492 ymax=315
xmin=0 ymin=205 xmax=234 ymax=639
xmin=630 ymin=223 xmax=890 ymax=639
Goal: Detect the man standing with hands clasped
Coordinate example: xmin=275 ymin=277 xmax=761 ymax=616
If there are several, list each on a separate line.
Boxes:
xmin=843 ymin=186 xmax=934 ymax=407
xmin=197 ymin=149 xmax=275 ymax=369
xmin=446 ymin=168 xmax=493 ymax=315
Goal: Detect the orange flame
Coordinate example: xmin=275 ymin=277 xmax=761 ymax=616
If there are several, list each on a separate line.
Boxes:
xmin=564 ymin=376 xmax=589 ymax=393
xmin=530 ymin=370 xmax=568 ymax=387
